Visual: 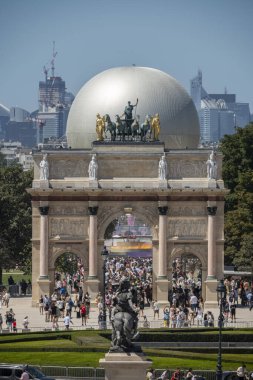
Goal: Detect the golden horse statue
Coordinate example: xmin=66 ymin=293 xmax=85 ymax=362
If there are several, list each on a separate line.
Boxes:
xmin=150 ymin=113 xmax=160 ymax=141
xmin=96 ymin=113 xmax=105 ymax=141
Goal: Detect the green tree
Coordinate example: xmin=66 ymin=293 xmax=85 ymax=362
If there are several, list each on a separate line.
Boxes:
xmin=221 ymin=122 xmax=253 ymax=269
xmin=0 ymin=164 xmax=33 ymax=283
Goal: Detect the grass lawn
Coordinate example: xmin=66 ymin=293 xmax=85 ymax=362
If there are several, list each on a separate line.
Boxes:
xmin=0 ymin=331 xmax=253 ymax=370
xmin=2 ymin=270 xmax=31 ymax=285
xmin=0 ymin=347 xmax=252 ymax=370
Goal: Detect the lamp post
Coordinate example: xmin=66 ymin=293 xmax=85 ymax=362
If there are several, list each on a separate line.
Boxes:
xmin=101 ymin=245 xmax=109 ymax=329
xmin=216 ymin=279 xmax=226 ymax=380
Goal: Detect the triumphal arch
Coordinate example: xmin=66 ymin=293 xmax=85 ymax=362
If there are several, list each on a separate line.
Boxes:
xmin=28 ymin=66 xmax=228 ymax=307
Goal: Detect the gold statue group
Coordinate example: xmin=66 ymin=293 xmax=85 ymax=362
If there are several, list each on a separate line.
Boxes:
xmin=95 ymin=100 xmax=160 ymax=142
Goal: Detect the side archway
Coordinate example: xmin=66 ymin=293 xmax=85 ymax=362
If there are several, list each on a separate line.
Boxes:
xmin=48 ymin=245 xmax=88 ymax=295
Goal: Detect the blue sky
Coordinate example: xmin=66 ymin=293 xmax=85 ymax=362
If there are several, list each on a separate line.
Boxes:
xmin=0 ymin=0 xmax=252 ymax=112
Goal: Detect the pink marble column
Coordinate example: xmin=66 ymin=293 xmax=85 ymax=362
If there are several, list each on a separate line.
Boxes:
xmin=39 ymin=206 xmax=49 ymax=279
xmin=88 ymin=206 xmax=98 ymax=278
xmin=207 ymin=206 xmax=217 ymax=279
xmin=158 ymin=206 xmax=168 ymax=278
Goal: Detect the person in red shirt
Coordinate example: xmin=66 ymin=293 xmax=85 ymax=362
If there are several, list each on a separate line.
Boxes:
xmin=80 ymin=303 xmax=86 ymax=326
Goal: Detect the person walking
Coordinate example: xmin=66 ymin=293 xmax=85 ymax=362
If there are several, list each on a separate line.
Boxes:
xmin=153 ymin=300 xmax=160 ymax=319
xmin=80 ymin=303 xmax=87 ymax=326
xmin=23 ymin=316 xmax=29 ymax=330
xmin=64 ymin=313 xmax=73 ymax=330
xmin=237 ymin=363 xmax=248 ymax=380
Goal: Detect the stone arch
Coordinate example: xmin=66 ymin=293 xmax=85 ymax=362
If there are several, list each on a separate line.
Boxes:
xmin=97 ymin=202 xmax=158 ymax=240
xmin=170 ymin=245 xmax=207 ymax=269
xmin=49 ymin=245 xmax=88 ymax=269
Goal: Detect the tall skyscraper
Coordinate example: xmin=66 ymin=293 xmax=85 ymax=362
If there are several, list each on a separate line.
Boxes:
xmin=190 ymin=71 xmax=251 ymax=143
xmin=37 ymin=45 xmax=74 ymax=144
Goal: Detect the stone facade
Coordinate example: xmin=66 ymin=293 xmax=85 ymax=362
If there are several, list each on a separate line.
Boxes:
xmin=28 ymin=143 xmax=228 ymax=306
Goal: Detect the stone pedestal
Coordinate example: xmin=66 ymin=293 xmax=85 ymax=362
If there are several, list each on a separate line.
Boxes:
xmin=86 ymin=278 xmax=100 ymax=303
xmin=155 ymin=278 xmax=169 ymax=305
xmin=37 ymin=278 xmax=51 ymax=297
xmin=100 ymin=351 xmax=151 ymax=380
xmin=204 ymin=279 xmax=218 ymax=308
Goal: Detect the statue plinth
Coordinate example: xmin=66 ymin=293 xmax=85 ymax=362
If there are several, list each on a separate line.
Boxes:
xmin=33 ymin=180 xmax=49 ymax=189
xmin=100 ymin=351 xmax=151 ymax=380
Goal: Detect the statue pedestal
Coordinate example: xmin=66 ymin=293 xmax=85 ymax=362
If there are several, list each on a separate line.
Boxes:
xmin=158 ymin=179 xmax=167 ymax=189
xmin=100 ymin=351 xmax=151 ymax=380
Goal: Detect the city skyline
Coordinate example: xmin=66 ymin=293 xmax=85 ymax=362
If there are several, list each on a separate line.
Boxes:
xmin=0 ymin=0 xmax=252 ymax=113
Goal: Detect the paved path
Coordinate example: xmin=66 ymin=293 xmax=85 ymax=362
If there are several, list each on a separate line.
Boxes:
xmin=1 ymin=297 xmax=253 ymax=332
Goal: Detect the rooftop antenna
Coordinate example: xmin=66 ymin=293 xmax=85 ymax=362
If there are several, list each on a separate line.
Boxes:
xmin=51 ymin=41 xmax=58 ymax=77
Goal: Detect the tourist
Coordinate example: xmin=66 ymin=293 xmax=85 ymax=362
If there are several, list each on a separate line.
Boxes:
xmin=196 ymin=307 xmax=203 ymax=326
xmin=23 ymin=316 xmax=29 ymax=330
xmin=39 ymin=295 xmax=44 ymax=315
xmin=153 ymin=300 xmax=160 ymax=319
xmin=5 ymin=309 xmax=15 ymax=331
xmin=20 ymin=368 xmax=29 ymax=380
xmin=12 ymin=318 xmax=17 ymax=333
xmin=146 ymin=368 xmax=155 ymax=380
xmin=163 ymin=307 xmax=170 ymax=327
xmin=230 ymin=302 xmax=236 ymax=322
xmin=80 ymin=303 xmax=87 ymax=326
xmin=185 ymin=368 xmax=193 ymax=380
xmin=237 ymin=363 xmax=248 ymax=380
xmin=84 ymin=292 xmax=91 ymax=318
xmin=64 ymin=313 xmax=73 ymax=330
xmin=3 ymin=290 xmax=10 ymax=308
xmin=158 ymin=369 xmax=169 ymax=380
xmin=171 ymin=368 xmax=181 ymax=380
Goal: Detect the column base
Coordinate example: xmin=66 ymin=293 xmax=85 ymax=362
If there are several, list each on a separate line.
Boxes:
xmin=100 ymin=351 xmax=151 ymax=380
xmin=155 ymin=278 xmax=170 ymax=306
xmin=204 ymin=279 xmax=219 ymax=309
xmin=37 ymin=278 xmax=51 ymax=296
xmin=86 ymin=277 xmax=100 ymax=304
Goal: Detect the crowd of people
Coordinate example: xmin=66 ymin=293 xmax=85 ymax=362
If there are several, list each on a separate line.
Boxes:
xmin=1 ymin=256 xmax=253 ymax=333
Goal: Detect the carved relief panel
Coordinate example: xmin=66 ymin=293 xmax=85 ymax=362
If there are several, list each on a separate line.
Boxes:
xmin=50 ymin=159 xmax=88 ymax=179
xmin=168 ymin=159 xmax=206 ymax=179
xmin=167 ymin=218 xmax=207 ymax=238
xmin=50 ymin=218 xmax=88 ymax=238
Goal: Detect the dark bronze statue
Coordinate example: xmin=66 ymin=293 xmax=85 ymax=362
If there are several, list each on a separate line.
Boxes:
xmin=110 ymin=276 xmax=139 ymax=352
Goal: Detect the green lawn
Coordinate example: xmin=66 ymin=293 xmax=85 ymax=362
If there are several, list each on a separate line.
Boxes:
xmin=2 ymin=270 xmax=31 ymax=286
xmin=0 ymin=329 xmax=253 ymax=370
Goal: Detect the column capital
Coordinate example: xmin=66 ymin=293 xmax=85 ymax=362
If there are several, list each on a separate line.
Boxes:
xmin=158 ymin=206 xmax=168 ymax=216
xmin=207 ymin=206 xmax=217 ymax=216
xmin=88 ymin=206 xmax=98 ymax=216
xmin=39 ymin=206 xmax=49 ymax=216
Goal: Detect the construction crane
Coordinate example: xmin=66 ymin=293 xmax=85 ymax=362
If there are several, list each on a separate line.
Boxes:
xmin=51 ymin=41 xmax=58 ymax=78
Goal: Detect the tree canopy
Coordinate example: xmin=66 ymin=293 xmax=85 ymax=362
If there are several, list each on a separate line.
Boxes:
xmin=221 ymin=122 xmax=253 ymax=269
xmin=0 ymin=163 xmax=33 ymax=282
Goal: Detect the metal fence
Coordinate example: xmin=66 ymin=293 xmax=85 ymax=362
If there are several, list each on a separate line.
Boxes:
xmin=36 ymin=366 xmax=217 ymax=380
xmin=0 ymin=284 xmax=32 ymax=297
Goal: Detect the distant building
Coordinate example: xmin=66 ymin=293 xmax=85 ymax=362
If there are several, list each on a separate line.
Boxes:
xmin=190 ymin=71 xmax=251 ymax=143
xmin=0 ymin=141 xmax=33 ymax=170
xmin=38 ymin=72 xmax=74 ymax=144
xmin=16 ymin=150 xmax=34 ymax=171
xmin=0 ymin=103 xmax=10 ymax=140
xmin=4 ymin=107 xmax=36 ymax=148
xmin=0 ymin=141 xmax=21 ymax=166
